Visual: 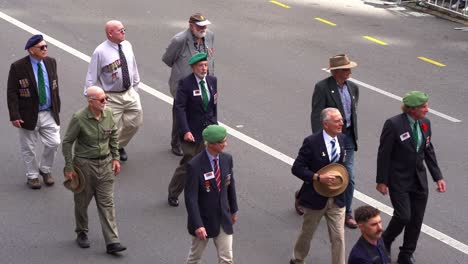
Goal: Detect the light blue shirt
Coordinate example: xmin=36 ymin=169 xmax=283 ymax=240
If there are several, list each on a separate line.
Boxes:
xmin=30 ymin=56 xmax=51 ymax=111
xmin=336 ymin=81 xmax=352 ymax=128
xmin=205 ymin=149 xmax=219 ymax=171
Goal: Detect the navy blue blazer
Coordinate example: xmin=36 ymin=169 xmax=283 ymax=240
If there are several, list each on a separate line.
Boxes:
xmin=175 ymin=73 xmax=218 ymax=143
xmin=292 ymin=131 xmax=346 ymax=209
xmin=376 ymin=113 xmax=443 ymax=192
xmin=185 ymin=151 xmax=238 ymax=238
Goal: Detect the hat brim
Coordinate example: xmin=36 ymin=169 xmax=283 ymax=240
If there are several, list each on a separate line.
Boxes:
xmin=313 ymin=163 xmax=349 ymax=197
xmin=327 ymin=61 xmax=358 ymax=70
xmin=63 ymin=166 xmax=85 ymax=194
xmin=194 ymin=20 xmax=211 ymax=26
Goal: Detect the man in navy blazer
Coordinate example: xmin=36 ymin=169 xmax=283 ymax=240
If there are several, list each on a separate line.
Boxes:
xmin=290 ymin=108 xmax=347 ymax=264
xmin=185 ymin=125 xmax=238 ymax=264
xmin=168 ymin=52 xmax=218 ymax=207
xmin=376 ymin=91 xmax=446 ymax=264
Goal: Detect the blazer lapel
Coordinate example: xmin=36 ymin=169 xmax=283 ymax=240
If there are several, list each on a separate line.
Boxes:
xmin=201 ymin=151 xmax=218 ymax=193
xmin=401 ymin=114 xmax=417 ymax=151
xmin=328 ymin=77 xmax=344 ymax=113
xmin=186 ymin=32 xmax=197 ymax=57
xmin=319 ymin=131 xmax=331 ymax=163
xmin=25 ymin=57 xmax=39 ymax=97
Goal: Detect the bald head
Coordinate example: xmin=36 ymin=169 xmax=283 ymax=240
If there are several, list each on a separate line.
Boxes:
xmin=86 ymin=86 xmax=105 ymax=100
xmin=105 ymin=20 xmax=126 ymax=44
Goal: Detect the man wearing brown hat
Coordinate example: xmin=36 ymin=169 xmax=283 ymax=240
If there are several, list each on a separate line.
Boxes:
xmin=163 ymin=13 xmax=215 ymax=157
xmin=376 ymin=91 xmax=446 ymax=264
xmin=167 ymin=52 xmax=218 ymax=207
xmin=185 ymin=125 xmax=238 ymax=263
xmin=62 ymin=86 xmax=126 ymax=254
xmin=297 ymin=54 xmax=359 ymax=229
xmin=7 ymin=34 xmax=61 ymax=189
xmin=290 ymin=107 xmax=348 ymax=264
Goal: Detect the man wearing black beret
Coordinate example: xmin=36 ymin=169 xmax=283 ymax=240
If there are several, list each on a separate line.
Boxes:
xmin=7 ymin=34 xmax=61 ymax=189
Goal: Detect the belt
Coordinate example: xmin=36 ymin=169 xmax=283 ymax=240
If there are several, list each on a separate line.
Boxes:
xmin=106 ymin=88 xmax=129 ymax=93
xmin=76 ymin=154 xmax=109 ymax=160
xmin=39 ymin=108 xmax=51 ymax=112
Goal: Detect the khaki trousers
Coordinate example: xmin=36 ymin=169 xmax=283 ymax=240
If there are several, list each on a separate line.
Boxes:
xmin=168 ymin=140 xmax=205 ymax=198
xmin=107 ymin=87 xmax=143 ymax=148
xmin=291 ymin=198 xmax=345 ymax=264
xmin=74 ymin=156 xmax=120 ymax=245
xmin=186 ymin=227 xmax=233 ymax=264
xmin=18 ymin=111 xmax=60 ymax=179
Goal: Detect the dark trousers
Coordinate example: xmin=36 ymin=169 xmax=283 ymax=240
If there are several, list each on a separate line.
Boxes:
xmin=383 ymin=187 xmax=428 ymax=257
xmin=171 ymin=103 xmax=181 ymax=149
xmin=168 ymin=140 xmax=205 ymax=198
xmin=342 ymin=128 xmax=356 ymax=215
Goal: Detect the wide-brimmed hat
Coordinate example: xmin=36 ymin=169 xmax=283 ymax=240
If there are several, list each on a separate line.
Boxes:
xmin=313 ymin=163 xmax=349 ymax=197
xmin=327 ymin=54 xmax=357 ymax=70
xmin=63 ymin=166 xmax=85 ymax=193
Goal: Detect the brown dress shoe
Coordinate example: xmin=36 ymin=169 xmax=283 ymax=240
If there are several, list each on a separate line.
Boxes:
xmin=27 ymin=178 xmax=41 ymax=189
xmin=40 ymin=170 xmax=55 ymax=186
xmin=345 ymin=214 xmax=358 ymax=229
xmin=294 ymin=190 xmax=304 ymax=215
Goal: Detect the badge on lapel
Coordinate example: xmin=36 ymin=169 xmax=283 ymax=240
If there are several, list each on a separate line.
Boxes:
xmin=425 ymin=136 xmax=431 ymax=148
xmin=213 ymin=93 xmax=218 ymax=105
xmin=400 ymin=132 xmax=410 ymax=142
xmin=52 ymin=79 xmax=58 ymax=90
xmin=204 ymin=171 xmax=214 ymax=180
xmin=19 ymin=78 xmax=29 ymax=88
xmin=193 ymin=90 xmax=201 ymax=96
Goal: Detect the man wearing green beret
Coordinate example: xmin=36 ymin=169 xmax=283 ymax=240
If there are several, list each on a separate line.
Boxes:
xmin=376 ymin=91 xmax=446 ymax=264
xmin=184 ymin=125 xmax=238 ymax=263
xmin=162 ymin=12 xmax=215 ymax=157
xmin=167 ymin=52 xmax=218 ymax=207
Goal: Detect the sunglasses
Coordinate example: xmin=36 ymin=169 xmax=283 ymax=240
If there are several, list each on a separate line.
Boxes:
xmin=34 ymin=45 xmax=48 ymax=51
xmin=116 ymin=28 xmax=126 ymax=33
xmin=92 ymin=96 xmax=109 ymax=103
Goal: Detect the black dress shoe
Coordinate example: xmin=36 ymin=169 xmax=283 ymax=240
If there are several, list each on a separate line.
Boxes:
xmin=397 ymin=254 xmax=415 ymax=264
xmin=106 ymin=243 xmax=127 ymax=254
xmin=119 ymin=148 xmax=128 ymax=161
xmin=76 ymin=232 xmax=90 ymax=248
xmin=168 ymin=197 xmax=179 ymax=207
xmin=171 ymin=146 xmax=183 ymax=156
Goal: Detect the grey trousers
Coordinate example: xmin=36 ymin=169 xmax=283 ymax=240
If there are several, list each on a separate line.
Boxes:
xmin=74 ymin=156 xmax=120 ymax=245
xmin=168 ymin=140 xmax=205 ymax=198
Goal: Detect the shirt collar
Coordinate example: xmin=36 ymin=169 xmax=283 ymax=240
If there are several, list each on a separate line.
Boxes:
xmin=195 ymin=74 xmax=207 ymax=85
xmin=205 ymin=149 xmax=218 ymax=162
xmin=406 ymin=114 xmax=418 ymax=126
xmin=323 ymin=130 xmax=337 ymax=143
xmin=85 ymin=107 xmax=107 ymax=119
xmin=29 ymin=56 xmax=41 ymax=65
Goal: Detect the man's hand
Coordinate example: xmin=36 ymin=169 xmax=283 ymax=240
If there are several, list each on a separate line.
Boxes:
xmin=320 ymin=172 xmax=336 ymax=186
xmin=195 ymin=227 xmax=207 ymax=240
xmin=231 ymin=213 xmax=238 ymax=224
xmin=436 ymin=179 xmax=446 ymax=193
xmin=184 ymin=132 xmax=195 ymax=142
xmin=112 ymin=160 xmax=121 ymax=176
xmin=64 ymin=170 xmax=77 ymax=179
xmin=376 ymin=183 xmax=388 ymax=195
xmin=11 ymin=119 xmax=24 ymax=128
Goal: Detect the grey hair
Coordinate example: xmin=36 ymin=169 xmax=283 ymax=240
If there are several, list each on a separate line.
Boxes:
xmin=320 ymin=107 xmax=340 ymax=123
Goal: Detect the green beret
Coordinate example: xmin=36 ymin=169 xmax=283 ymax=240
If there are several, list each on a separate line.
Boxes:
xmin=188 ymin=52 xmax=208 ymax=65
xmin=202 ymin=125 xmax=227 ymax=143
xmin=403 ymin=91 xmax=429 ymax=107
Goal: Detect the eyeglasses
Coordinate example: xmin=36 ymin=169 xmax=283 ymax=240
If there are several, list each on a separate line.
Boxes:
xmin=92 ymin=96 xmax=109 ymax=103
xmin=34 ymin=45 xmax=48 ymax=51
xmin=115 ymin=28 xmax=126 ymax=33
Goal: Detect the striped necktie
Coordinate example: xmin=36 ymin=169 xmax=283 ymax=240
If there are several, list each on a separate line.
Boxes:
xmin=213 ymin=158 xmax=221 ymax=191
xmin=330 ymin=139 xmax=339 ymax=163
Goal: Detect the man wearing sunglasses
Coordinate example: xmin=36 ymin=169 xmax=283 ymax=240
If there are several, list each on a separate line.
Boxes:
xmin=85 ymin=20 xmax=142 ymax=162
xmin=7 ymin=34 xmax=61 ymax=190
xmin=62 ymin=86 xmax=126 ymax=254
xmin=162 ymin=13 xmax=215 ymax=157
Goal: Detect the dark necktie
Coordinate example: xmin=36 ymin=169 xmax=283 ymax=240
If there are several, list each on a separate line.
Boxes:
xmin=199 ymin=80 xmax=209 ymax=111
xmin=413 ymin=121 xmax=419 ymax=150
xmin=213 ymin=158 xmax=221 ymax=191
xmin=118 ymin=44 xmax=131 ymax=89
xmin=330 ymin=139 xmax=339 ymax=163
xmin=37 ymin=62 xmax=47 ymax=105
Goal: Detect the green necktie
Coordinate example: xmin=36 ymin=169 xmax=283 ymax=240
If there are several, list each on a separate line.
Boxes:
xmin=37 ymin=62 xmax=47 ymax=105
xmin=413 ymin=121 xmax=419 ymax=150
xmin=199 ymin=80 xmax=209 ymax=111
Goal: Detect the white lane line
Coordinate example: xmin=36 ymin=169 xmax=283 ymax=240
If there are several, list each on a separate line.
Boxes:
xmin=321 ymin=69 xmax=462 ymax=123
xmin=1 ymin=10 xmax=467 ymax=256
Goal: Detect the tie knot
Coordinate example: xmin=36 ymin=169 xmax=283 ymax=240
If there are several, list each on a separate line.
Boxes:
xmin=200 ymin=80 xmax=205 ymax=85
xmin=213 ymin=158 xmax=218 ymax=163
xmin=330 ymin=138 xmax=336 ymax=145
xmin=118 ymin=44 xmax=122 ymax=50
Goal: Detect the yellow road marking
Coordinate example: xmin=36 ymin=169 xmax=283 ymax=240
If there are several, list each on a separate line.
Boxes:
xmin=269 ymin=0 xmax=290 ymax=8
xmin=418 ymin=56 xmax=446 ymax=67
xmin=314 ymin=17 xmax=336 ymax=26
xmin=363 ymin=36 xmax=388 ymax=46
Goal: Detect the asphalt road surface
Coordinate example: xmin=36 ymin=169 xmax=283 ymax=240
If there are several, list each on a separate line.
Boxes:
xmin=0 ymin=0 xmax=467 ymax=263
